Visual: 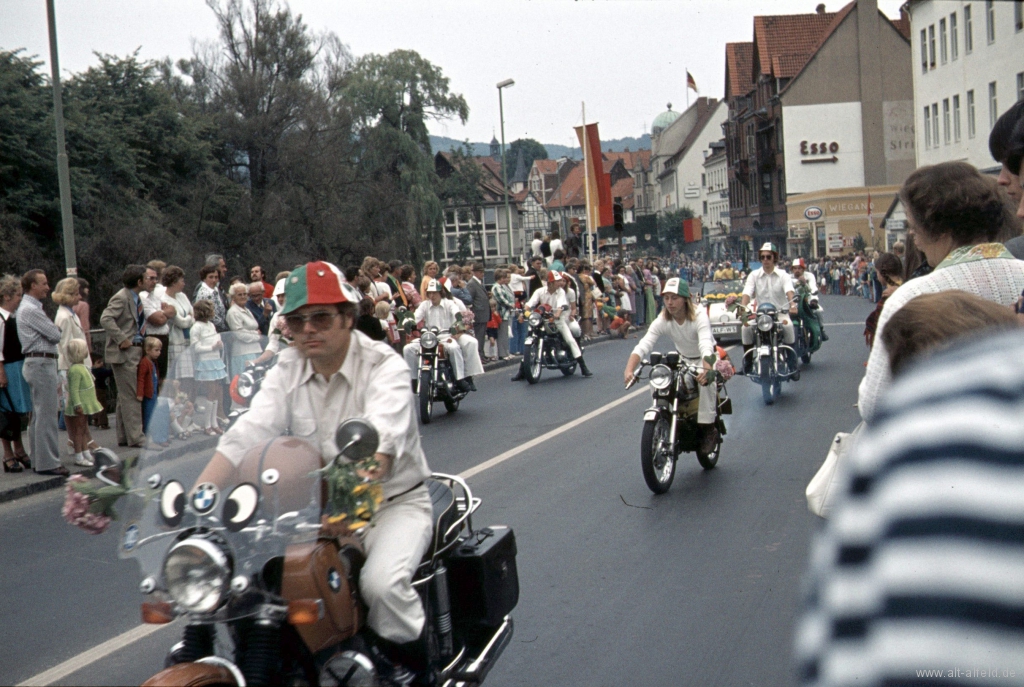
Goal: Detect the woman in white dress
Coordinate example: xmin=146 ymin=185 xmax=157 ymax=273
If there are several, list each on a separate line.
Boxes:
xmin=226 ymin=283 xmax=263 ymax=378
xmin=159 ymin=266 xmax=195 ymax=388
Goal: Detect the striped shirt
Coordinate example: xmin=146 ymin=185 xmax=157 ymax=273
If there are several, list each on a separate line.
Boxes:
xmin=797 ymin=329 xmax=1024 ymax=686
xmin=15 ymin=294 xmax=60 ymax=354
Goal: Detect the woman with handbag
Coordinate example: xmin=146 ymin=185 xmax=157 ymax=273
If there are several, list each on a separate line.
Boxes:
xmin=0 ymin=275 xmax=30 ymax=472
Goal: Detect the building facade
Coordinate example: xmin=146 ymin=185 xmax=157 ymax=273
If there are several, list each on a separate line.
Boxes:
xmin=703 ymin=140 xmax=731 ymax=257
xmin=786 ymin=185 xmax=900 ymax=258
xmin=909 ymin=0 xmax=1024 ymax=172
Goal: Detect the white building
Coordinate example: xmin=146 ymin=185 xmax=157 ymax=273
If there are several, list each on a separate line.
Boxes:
xmin=909 ymin=0 xmax=1024 ymax=172
xmin=702 ymin=140 xmax=731 ymax=256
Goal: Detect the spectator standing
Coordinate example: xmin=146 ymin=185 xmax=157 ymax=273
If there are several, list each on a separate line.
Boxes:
xmin=398 ymin=266 xmax=422 ymax=309
xmin=17 ymin=269 xmax=65 ymax=475
xmin=159 ymin=266 xmax=195 ymax=388
xmin=564 ymin=223 xmax=582 ymax=259
xmin=100 ymin=265 xmax=149 ymax=449
xmin=525 ymin=256 xmax=544 ymax=296
xmin=361 ymin=257 xmax=392 ymax=304
xmin=245 ymin=281 xmax=275 ymax=336
xmin=0 ymin=275 xmax=30 ymax=472
xmin=531 ymin=231 xmax=543 ymax=259
xmin=226 ymin=283 xmax=264 ymax=378
xmin=468 ymin=264 xmax=489 ymax=358
xmin=419 ymin=261 xmax=440 ymax=300
xmin=508 ymin=265 xmax=528 ymax=354
xmin=857 ymin=161 xmax=1024 ymax=421
xmin=64 ymin=339 xmax=102 ymax=467
xmin=863 ymin=252 xmax=903 ymax=348
xmin=549 ymin=230 xmax=564 ymax=267
xmin=385 ymin=260 xmax=407 ymax=309
xmin=249 ymin=265 xmax=274 ymax=299
xmin=550 ymin=250 xmax=566 ymax=272
xmin=196 ymin=265 xmax=226 ymax=331
xmin=140 ymin=264 xmax=173 ymax=383
xmin=191 ymin=299 xmax=227 ymax=435
xmin=491 ymin=268 xmax=515 ymax=359
xmin=72 ymin=278 xmax=92 ymax=354
xmin=136 ymin=336 xmax=161 ymax=436
xmin=53 ymin=278 xmax=90 ymax=457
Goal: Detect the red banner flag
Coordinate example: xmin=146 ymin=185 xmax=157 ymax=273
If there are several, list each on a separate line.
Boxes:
xmin=574 ymin=122 xmax=614 ymax=228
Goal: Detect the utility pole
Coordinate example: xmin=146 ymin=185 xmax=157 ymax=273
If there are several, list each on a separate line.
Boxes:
xmin=46 ymin=0 xmax=77 ymax=276
xmin=497 ymin=79 xmax=515 ymax=264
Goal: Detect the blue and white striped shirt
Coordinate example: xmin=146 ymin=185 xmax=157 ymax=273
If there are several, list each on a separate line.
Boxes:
xmin=15 ymin=294 xmax=60 ymax=355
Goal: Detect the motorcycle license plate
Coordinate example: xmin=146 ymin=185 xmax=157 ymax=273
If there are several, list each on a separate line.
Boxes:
xmin=758 ymin=345 xmax=770 ymax=356
xmin=712 ymin=324 xmax=740 ymax=336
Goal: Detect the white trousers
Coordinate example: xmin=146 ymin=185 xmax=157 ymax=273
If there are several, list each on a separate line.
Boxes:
xmin=361 ymin=487 xmax=433 ymax=643
xmin=403 ymin=333 xmax=484 ymax=380
xmin=684 ymin=357 xmax=718 ymax=424
xmin=554 ymin=318 xmax=581 ymax=358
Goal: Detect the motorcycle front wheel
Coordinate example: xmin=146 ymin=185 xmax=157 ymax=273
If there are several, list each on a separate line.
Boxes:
xmin=524 ymin=342 xmax=543 ymax=384
xmin=640 ymin=417 xmax=676 ymax=494
xmin=419 ymin=370 xmax=433 ymax=424
xmin=760 ymin=356 xmax=776 ymax=406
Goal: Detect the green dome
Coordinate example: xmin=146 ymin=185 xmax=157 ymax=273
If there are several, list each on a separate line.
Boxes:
xmin=652 ymin=103 xmax=680 ymax=134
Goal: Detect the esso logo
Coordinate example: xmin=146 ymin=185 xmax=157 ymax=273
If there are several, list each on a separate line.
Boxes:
xmin=804 ymin=206 xmax=823 ymax=221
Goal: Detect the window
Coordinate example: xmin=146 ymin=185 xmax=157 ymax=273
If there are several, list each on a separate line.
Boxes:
xmin=965 ymin=4 xmax=974 ymax=52
xmin=951 ymin=13 xmax=959 ymax=59
xmin=932 ymin=103 xmax=940 ymax=148
xmin=1017 ymin=0 xmax=1024 ymax=31
xmin=943 ymin=98 xmax=951 ymax=144
xmin=924 ymin=106 xmax=932 ymax=148
xmin=761 ymin=172 xmax=773 ymax=206
xmin=967 ymin=89 xmax=976 ymax=137
xmin=484 ymin=207 xmax=497 ymax=227
xmin=446 ymin=235 xmax=457 ymax=252
xmin=989 ymin=81 xmax=998 ymax=128
xmin=486 ymin=234 xmax=497 ymax=251
xmin=1018 ymin=72 xmax=1024 ymax=101
xmin=986 ymin=0 xmax=995 ymax=43
xmin=920 ymin=29 xmax=928 ymax=72
xmin=701 ymin=173 xmax=706 ymax=187
xmin=778 ymin=169 xmax=785 ymax=203
xmin=703 ymin=200 xmax=708 ymax=215
xmin=940 ymin=18 xmax=948 ymax=63
xmin=953 ymin=94 xmax=962 ymax=141
xmin=928 ymin=25 xmax=936 ymax=67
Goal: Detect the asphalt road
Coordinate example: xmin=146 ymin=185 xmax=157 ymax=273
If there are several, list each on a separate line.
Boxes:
xmin=0 ymin=295 xmax=875 ymax=687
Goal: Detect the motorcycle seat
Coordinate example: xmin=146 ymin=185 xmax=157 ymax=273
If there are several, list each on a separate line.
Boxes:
xmin=424 ymin=479 xmax=457 ymax=562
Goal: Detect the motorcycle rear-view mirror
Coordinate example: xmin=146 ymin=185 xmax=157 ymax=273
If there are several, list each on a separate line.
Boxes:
xmin=334 ymin=419 xmax=380 ymax=463
xmin=92 ymin=447 xmax=124 ymax=487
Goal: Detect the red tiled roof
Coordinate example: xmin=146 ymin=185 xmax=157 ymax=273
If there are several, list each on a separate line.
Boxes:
xmin=611 ymin=176 xmax=635 ymax=210
xmin=602 ymin=150 xmax=651 ymax=171
xmin=544 ymin=164 xmax=586 ymax=209
xmin=725 ymin=42 xmax=754 ymax=98
xmin=752 ymin=7 xmax=842 ymax=79
xmin=890 ymin=14 xmax=910 ymax=40
xmin=533 ymin=159 xmax=558 ymax=175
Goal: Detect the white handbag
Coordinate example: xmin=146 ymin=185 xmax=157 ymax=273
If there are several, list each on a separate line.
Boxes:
xmin=806 ymin=422 xmax=864 ymax=518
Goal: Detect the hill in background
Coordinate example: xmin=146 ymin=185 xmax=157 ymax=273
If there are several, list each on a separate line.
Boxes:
xmin=429 ymin=133 xmax=651 ymax=160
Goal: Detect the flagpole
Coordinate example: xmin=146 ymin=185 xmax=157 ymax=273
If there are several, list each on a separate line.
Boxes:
xmin=686 ymin=67 xmax=689 ymax=109
xmin=582 ymin=101 xmax=595 ymax=263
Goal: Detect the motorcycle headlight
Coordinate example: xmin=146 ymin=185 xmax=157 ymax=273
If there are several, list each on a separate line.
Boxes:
xmin=528 ymin=312 xmax=542 ymax=327
xmin=756 ymin=314 xmax=774 ymax=332
xmin=163 ymin=537 xmax=231 ymax=614
xmin=420 ymin=330 xmax=438 ymax=350
xmin=649 ymin=364 xmax=673 ymax=390
xmin=236 ymin=373 xmax=255 ymax=399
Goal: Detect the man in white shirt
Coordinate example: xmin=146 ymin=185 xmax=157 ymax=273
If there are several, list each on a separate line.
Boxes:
xmin=740 ymin=243 xmax=796 ymax=371
xmin=194 ymin=261 xmax=434 ymax=674
xmin=791 ymin=258 xmax=828 ymax=344
xmin=548 ymin=231 xmax=564 ymax=266
xmin=530 ymin=232 xmax=543 ymax=260
xmin=402 ymin=279 xmax=483 ymax=392
xmin=515 ymin=271 xmax=592 ymax=378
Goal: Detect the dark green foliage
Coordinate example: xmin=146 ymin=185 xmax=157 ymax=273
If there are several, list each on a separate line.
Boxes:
xmin=502 ymin=138 xmax=547 ymax=183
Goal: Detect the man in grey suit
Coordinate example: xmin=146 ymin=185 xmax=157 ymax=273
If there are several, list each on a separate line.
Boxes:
xmin=100 ymin=265 xmax=153 ymax=448
xmin=468 ymin=264 xmax=490 ymax=359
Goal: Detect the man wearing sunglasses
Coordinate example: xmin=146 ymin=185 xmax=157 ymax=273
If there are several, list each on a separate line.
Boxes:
xmin=194 ymin=260 xmax=434 ymax=674
xmin=739 ymin=243 xmax=797 ymax=373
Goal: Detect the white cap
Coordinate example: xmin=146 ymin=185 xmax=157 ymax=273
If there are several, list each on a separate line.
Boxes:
xmin=273 ymin=278 xmax=287 ymax=297
xmin=425 ymin=279 xmax=441 ymax=293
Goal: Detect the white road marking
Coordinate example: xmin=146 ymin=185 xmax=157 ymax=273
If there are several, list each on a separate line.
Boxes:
xmin=17 ymin=620 xmax=178 ymax=686
xmin=824 ymin=322 xmax=868 ymax=326
xmin=459 ymin=385 xmax=649 ymax=480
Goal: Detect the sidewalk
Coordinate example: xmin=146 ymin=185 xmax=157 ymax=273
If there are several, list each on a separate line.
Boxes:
xmin=0 ymin=328 xmax=631 ymax=505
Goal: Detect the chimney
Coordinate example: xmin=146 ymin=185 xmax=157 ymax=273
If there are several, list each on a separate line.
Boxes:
xmin=816 ymin=3 xmax=826 ymax=13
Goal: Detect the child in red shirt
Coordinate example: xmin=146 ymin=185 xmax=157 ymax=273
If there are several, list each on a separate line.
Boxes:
xmin=137 ymin=337 xmax=161 ymax=435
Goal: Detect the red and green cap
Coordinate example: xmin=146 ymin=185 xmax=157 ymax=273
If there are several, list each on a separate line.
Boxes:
xmin=282 ymin=261 xmax=357 ymax=315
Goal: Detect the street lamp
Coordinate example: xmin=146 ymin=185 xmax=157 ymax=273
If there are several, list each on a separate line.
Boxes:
xmin=496 ymin=78 xmax=515 ymax=264
xmin=46 ymin=0 xmax=77 ymax=276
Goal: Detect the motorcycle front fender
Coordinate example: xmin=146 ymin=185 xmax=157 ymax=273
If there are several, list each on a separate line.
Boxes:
xmin=644 ymin=409 xmax=659 ymax=422
xmin=524 ymin=336 xmax=534 ymax=346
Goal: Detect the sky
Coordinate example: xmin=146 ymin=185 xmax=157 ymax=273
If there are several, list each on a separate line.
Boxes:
xmin=2 ymin=0 xmax=906 ymax=147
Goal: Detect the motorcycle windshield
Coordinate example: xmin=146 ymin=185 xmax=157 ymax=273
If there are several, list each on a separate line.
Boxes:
xmin=115 ymin=330 xmax=325 ymax=615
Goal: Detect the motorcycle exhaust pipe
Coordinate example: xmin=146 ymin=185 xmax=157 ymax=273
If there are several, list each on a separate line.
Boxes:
xmin=433 ymin=564 xmax=454 ymax=659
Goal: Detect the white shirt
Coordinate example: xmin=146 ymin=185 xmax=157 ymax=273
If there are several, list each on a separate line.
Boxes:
xmin=632 ymin=310 xmax=715 ymax=361
xmin=742 ymin=267 xmax=795 ymax=310
xmin=793 ymin=271 xmax=818 ymax=295
xmin=857 ymin=256 xmax=1024 ymax=421
xmin=531 ymin=239 xmax=543 ymax=258
xmin=0 ymin=306 xmax=11 ymax=363
xmin=549 ymin=238 xmax=564 ymax=258
xmin=140 ymin=287 xmax=170 ymax=335
xmin=509 ymin=273 xmax=528 ymax=295
xmin=526 ymin=287 xmax=569 ymax=320
xmin=414 ymin=298 xmax=464 ymax=331
xmin=217 ymin=333 xmax=431 ymax=500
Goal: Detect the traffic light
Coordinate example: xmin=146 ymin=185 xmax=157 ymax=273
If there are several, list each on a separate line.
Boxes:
xmin=613 ymin=203 xmax=624 ymax=233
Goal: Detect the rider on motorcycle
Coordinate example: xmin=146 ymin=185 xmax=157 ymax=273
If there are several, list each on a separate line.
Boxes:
xmin=623 ymin=277 xmax=719 ymax=453
xmin=740 ymin=242 xmax=798 ymax=373
xmin=513 ymin=270 xmax=593 ymax=379
xmin=790 ymin=258 xmax=828 ymax=350
xmin=193 ymin=261 xmax=434 ymax=678
xmin=402 ymin=278 xmax=483 ymax=393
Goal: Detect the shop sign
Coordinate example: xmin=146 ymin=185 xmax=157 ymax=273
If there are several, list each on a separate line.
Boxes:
xmin=827 ymin=233 xmax=844 ymax=251
xmin=789 ymin=227 xmax=809 ymax=239
xmin=804 ymin=206 xmax=823 ymax=220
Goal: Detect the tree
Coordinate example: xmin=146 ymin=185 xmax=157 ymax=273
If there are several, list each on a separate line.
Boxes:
xmin=502 ymin=138 xmax=547 ymax=183
xmin=657 ymin=207 xmax=695 ymax=242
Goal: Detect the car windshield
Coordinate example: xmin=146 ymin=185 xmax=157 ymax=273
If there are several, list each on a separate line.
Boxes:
xmin=702 ymin=280 xmax=743 ymax=300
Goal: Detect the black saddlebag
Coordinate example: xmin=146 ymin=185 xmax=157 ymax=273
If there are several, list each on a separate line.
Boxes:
xmin=448 ymin=525 xmax=519 ymax=628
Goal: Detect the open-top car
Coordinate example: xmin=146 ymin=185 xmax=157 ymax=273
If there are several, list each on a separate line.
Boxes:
xmin=701 ymin=279 xmax=744 ymax=343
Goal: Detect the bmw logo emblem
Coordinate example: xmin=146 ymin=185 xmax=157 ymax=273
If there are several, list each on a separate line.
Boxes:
xmin=123 ymin=524 xmax=140 ymax=551
xmin=192 ymin=483 xmax=219 ymax=514
xmin=327 ymin=568 xmax=341 ymax=593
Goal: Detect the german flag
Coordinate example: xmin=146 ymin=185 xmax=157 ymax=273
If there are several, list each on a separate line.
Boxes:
xmin=686 ymin=70 xmax=698 ymax=93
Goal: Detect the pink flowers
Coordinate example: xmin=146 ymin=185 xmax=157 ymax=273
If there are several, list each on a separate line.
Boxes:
xmin=714 ymin=357 xmax=736 ymax=382
xmin=62 ymin=475 xmax=112 ymax=535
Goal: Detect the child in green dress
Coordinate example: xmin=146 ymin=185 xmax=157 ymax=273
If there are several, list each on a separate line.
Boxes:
xmin=66 ymin=339 xmax=103 ymax=467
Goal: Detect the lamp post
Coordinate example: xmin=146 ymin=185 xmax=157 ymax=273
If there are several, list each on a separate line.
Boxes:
xmin=496 ymin=78 xmax=515 ymax=264
xmin=46 ymin=0 xmax=77 ymax=276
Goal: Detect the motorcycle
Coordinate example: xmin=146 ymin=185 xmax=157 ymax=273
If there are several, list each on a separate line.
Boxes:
xmin=791 ymin=285 xmax=823 ymax=365
xmin=741 ymin=303 xmax=799 ymax=406
xmin=521 ymin=306 xmax=582 ymax=384
xmin=227 ymin=359 xmax=274 ymax=427
xmin=626 ymin=352 xmax=732 ymax=494
xmin=111 ymin=418 xmax=517 ymax=687
xmin=414 ymin=326 xmax=470 ymax=425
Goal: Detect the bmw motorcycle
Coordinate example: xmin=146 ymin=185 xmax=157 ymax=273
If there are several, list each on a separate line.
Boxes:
xmin=626 ymin=352 xmax=731 ymax=494
xmin=521 ymin=306 xmax=581 ymax=384
xmin=742 ymin=303 xmax=799 ymax=406
xmin=110 ymin=417 xmax=518 ymax=686
xmin=228 ymin=359 xmax=274 ymax=427
xmin=415 ymin=327 xmax=470 ymax=425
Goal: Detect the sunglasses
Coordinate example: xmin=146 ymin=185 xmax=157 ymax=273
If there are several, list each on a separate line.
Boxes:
xmin=760 ymin=254 xmax=775 ymax=261
xmin=284 ymin=310 xmax=341 ymax=332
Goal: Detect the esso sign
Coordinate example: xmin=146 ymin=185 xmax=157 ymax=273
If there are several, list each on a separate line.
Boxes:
xmin=804 ymin=206 xmax=823 ymax=220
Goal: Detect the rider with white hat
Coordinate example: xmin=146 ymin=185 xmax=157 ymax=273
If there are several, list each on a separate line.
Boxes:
xmin=740 ymin=243 xmax=797 ymax=369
